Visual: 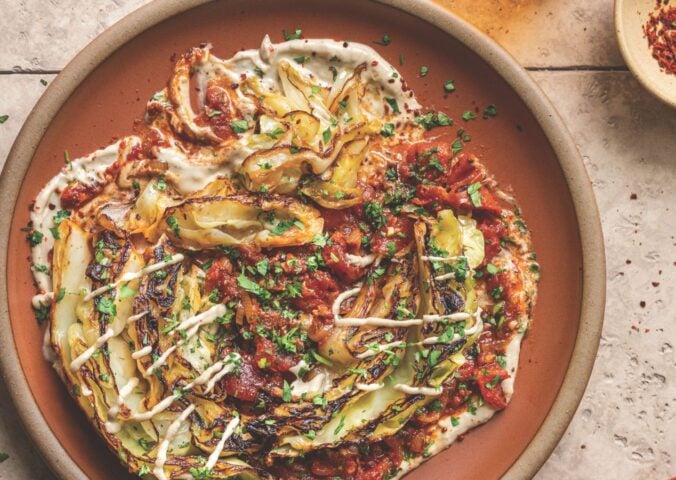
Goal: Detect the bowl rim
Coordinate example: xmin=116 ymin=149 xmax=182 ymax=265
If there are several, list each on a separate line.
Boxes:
xmin=614 ymin=0 xmax=676 ymax=109
xmin=0 ymin=0 xmax=606 ymax=479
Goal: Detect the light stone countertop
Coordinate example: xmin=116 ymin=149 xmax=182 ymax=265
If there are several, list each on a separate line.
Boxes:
xmin=0 ymin=1 xmax=674 ymax=479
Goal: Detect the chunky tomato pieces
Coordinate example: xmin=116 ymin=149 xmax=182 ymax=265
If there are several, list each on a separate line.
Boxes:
xmin=221 ymin=353 xmax=282 ymax=402
xmin=204 ymin=257 xmax=239 ymax=300
xmin=323 ymin=230 xmax=366 ymax=283
xmin=475 ymin=362 xmax=510 ymax=410
xmin=399 ymin=141 xmax=502 ymax=215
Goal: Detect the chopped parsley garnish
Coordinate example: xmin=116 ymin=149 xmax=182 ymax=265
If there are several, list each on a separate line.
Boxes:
xmin=166 ymin=215 xmax=180 ymax=237
xmin=367 ymin=265 xmax=387 ymax=284
xmin=451 ymin=138 xmax=463 ymax=155
xmin=374 ymin=34 xmax=391 ymax=46
xmin=380 ymin=122 xmax=395 ymax=137
xmin=283 ymin=28 xmax=303 ymax=40
xmin=266 ymin=127 xmax=285 ymax=139
xmin=312 ymin=233 xmax=329 ymax=247
xmin=155 ymin=175 xmax=167 ymax=191
xmin=419 ymin=65 xmax=429 ymax=77
xmin=33 ymin=263 xmax=49 ymax=274
xmin=270 ymin=219 xmax=303 ymax=236
xmin=119 ymin=283 xmax=137 ymax=299
xmin=282 ymin=380 xmax=292 ymax=402
xmin=237 ymin=273 xmax=271 ymax=300
xmin=322 ymin=127 xmax=332 ymax=144
xmin=96 ymin=297 xmax=117 ymax=317
xmin=462 ymin=110 xmax=477 ymax=121
xmin=55 ymin=287 xmax=66 ymax=303
xmin=310 ymin=350 xmax=333 ymax=367
xmin=385 ymin=97 xmax=399 ymax=113
xmin=293 ymin=55 xmax=311 ymax=64
xmin=363 ymin=201 xmax=386 ymax=228
xmin=444 ymin=80 xmax=456 ymax=93
xmin=483 ymin=104 xmax=498 ymax=118
xmin=26 ymin=230 xmax=44 ymax=247
xmin=415 ymin=112 xmax=453 ymax=130
xmin=0 ymin=115 xmax=8 ymax=124
xmin=428 ymin=349 xmax=442 ymax=366
xmin=467 ymin=182 xmax=482 ymax=207
xmin=207 ymin=110 xmax=222 ymax=118
xmin=34 ymin=304 xmax=49 ymax=323
xmin=256 ymin=258 xmax=269 ymax=276
xmin=230 ymin=119 xmax=249 ymax=134
xmin=486 ymin=263 xmax=500 ymax=275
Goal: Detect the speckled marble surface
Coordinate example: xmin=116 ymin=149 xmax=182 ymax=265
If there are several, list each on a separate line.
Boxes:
xmin=0 ymin=1 xmax=674 ymax=479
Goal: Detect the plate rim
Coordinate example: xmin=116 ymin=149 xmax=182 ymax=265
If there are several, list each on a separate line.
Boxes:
xmin=0 ymin=0 xmax=606 ymax=479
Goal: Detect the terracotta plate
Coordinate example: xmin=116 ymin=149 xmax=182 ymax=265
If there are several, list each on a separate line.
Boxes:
xmin=0 ymin=1 xmax=605 ymax=479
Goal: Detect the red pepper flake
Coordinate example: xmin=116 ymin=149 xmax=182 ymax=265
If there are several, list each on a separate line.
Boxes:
xmin=643 ymin=1 xmax=676 ymax=75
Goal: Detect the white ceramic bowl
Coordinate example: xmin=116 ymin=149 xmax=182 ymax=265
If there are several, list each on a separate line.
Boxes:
xmin=615 ymin=0 xmax=676 ymax=108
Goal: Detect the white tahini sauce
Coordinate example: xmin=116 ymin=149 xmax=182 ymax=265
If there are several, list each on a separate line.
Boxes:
xmin=153 ymin=404 xmax=196 ymax=480
xmin=205 ymin=416 xmax=240 ymax=469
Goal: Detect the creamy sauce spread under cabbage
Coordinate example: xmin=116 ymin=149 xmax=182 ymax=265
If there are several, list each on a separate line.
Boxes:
xmin=26 ymin=35 xmax=539 ymax=480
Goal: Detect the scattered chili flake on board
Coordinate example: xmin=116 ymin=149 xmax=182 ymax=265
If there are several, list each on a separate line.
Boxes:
xmin=643 ymin=0 xmax=676 ymax=75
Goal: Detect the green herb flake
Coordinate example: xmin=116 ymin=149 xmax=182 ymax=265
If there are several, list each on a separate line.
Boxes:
xmin=26 ymin=230 xmax=44 ymax=247
xmin=419 ymin=65 xmax=429 ymax=77
xmin=256 ymin=258 xmax=269 ymax=276
xmin=166 ymin=215 xmax=180 ymax=237
xmin=237 ymin=273 xmax=271 ymax=300
xmin=0 ymin=115 xmax=9 ymax=124
xmin=467 ymin=182 xmax=482 ymax=207
xmin=311 ymin=349 xmax=334 ymax=367
xmin=428 ymin=349 xmax=442 ymax=367
xmin=312 ymin=233 xmax=329 ymax=247
xmin=451 ymin=138 xmax=463 ymax=155
xmin=293 ymin=55 xmax=311 ymax=64
xmin=119 ymin=283 xmax=137 ymax=300
xmin=380 ymin=122 xmax=395 ymax=137
xmin=283 ymin=28 xmax=303 ymax=41
xmin=230 ymin=119 xmax=249 ymax=134
xmin=483 ymin=104 xmax=498 ymax=118
xmin=462 ymin=110 xmax=477 ymax=121
xmin=266 ymin=127 xmax=286 ymax=139
xmin=374 ymin=34 xmax=391 ymax=46
xmin=486 ymin=263 xmax=500 ymax=275
xmin=282 ymin=380 xmax=292 ymax=402
xmin=55 ymin=287 xmax=66 ymax=303
xmin=96 ymin=297 xmax=117 ymax=317
xmin=322 ymin=127 xmax=332 ymax=144
xmin=385 ymin=97 xmax=400 ymax=113
xmin=444 ymin=80 xmax=456 ymax=93
xmin=34 ymin=263 xmax=49 ymax=274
